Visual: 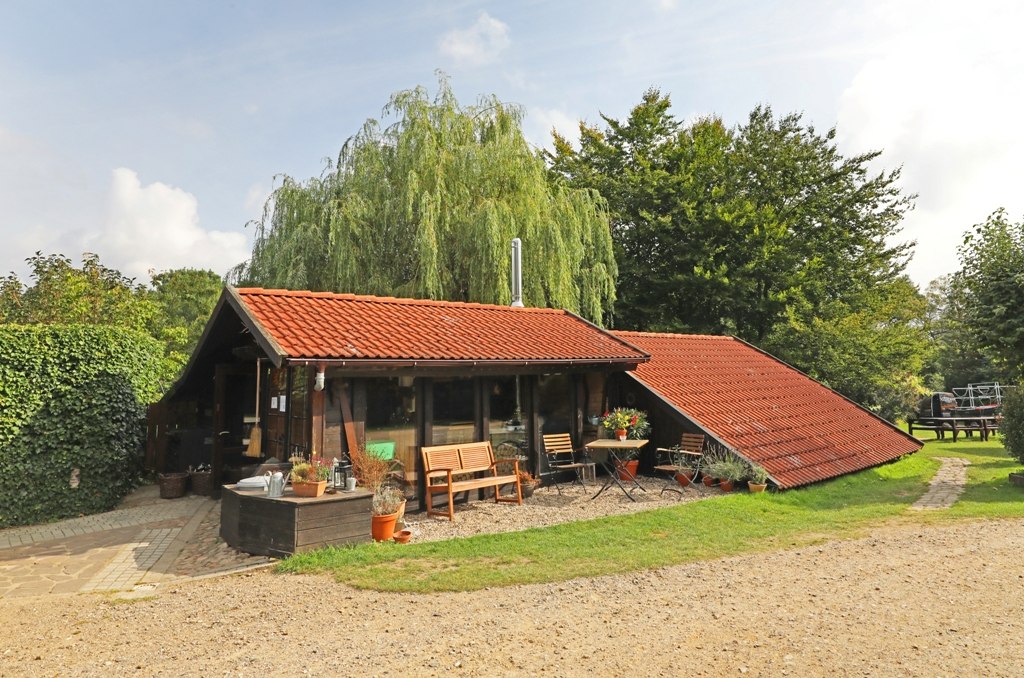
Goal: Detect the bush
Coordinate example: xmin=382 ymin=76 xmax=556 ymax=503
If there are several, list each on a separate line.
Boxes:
xmin=0 ymin=325 xmax=164 ymax=527
xmin=1001 ymin=388 xmax=1024 ymax=467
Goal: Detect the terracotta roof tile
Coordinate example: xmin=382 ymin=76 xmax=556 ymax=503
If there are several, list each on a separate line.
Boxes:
xmin=235 ymin=288 xmax=647 ymax=363
xmin=615 ymin=331 xmax=922 ymax=489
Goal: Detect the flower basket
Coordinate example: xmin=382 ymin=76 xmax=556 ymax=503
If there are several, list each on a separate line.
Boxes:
xmin=190 ymin=470 xmax=214 ymax=496
xmin=292 ymin=480 xmax=328 ymax=498
xmin=158 ymin=472 xmax=189 ymax=499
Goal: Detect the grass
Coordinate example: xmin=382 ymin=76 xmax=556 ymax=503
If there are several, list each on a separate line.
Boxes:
xmin=278 ymin=436 xmax=1024 ymax=593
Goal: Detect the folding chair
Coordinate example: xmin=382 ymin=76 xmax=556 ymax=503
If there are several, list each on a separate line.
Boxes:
xmin=654 ymin=432 xmax=705 ymax=496
xmin=542 ymin=433 xmax=592 ymax=495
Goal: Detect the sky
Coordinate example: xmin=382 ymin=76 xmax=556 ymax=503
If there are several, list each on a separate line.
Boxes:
xmin=1 ymin=0 xmax=1021 ymax=289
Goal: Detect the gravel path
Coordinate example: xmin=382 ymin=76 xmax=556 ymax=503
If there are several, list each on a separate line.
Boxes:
xmin=2 ymin=515 xmax=1021 ymax=677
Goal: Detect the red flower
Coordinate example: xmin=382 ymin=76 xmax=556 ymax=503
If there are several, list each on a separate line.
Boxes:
xmin=630 ymin=415 xmax=638 ymax=426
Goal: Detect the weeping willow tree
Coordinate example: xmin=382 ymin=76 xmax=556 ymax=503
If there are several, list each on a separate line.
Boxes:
xmin=233 ymin=77 xmax=617 ymax=324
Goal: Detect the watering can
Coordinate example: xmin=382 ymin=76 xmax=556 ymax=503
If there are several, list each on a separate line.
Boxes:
xmin=266 ymin=471 xmax=286 ymax=498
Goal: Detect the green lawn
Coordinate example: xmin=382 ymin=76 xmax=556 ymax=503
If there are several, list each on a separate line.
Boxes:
xmin=278 ymin=436 xmax=1024 ymax=593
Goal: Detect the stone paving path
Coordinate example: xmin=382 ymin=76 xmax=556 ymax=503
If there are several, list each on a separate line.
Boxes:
xmin=0 ymin=486 xmax=270 ymax=599
xmin=910 ymin=456 xmax=970 ymax=510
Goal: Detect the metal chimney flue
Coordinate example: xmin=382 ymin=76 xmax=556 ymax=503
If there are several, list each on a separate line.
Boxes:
xmin=510 ymin=238 xmax=524 ymax=307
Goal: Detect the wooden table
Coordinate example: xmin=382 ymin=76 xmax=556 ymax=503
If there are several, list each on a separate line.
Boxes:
xmin=220 ymin=485 xmax=372 ymax=558
xmin=585 ymin=439 xmax=649 ymax=501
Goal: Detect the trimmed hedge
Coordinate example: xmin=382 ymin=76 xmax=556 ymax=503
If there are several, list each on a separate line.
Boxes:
xmin=0 ymin=325 xmax=164 ymax=527
xmin=1002 ymin=388 xmax=1024 ymax=467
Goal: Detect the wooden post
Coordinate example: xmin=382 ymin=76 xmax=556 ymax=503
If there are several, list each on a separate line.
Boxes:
xmin=338 ymin=382 xmax=358 ymax=456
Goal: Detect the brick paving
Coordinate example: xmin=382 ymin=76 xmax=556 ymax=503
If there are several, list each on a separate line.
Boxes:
xmin=0 ymin=485 xmax=271 ymax=599
xmin=910 ymin=456 xmax=970 ymax=510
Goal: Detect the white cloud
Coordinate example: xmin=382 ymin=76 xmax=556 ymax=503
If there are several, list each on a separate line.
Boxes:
xmin=244 ymin=182 xmax=270 ymax=215
xmin=86 ymin=168 xmax=250 ymax=280
xmin=524 ymin=106 xmax=582 ymax=151
xmin=836 ymin=0 xmax=1024 ymax=287
xmin=439 ymin=12 xmax=511 ymax=66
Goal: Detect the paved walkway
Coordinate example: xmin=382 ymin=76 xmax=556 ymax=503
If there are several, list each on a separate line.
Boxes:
xmin=0 ymin=485 xmax=270 ymax=599
xmin=910 ymin=456 xmax=971 ymax=510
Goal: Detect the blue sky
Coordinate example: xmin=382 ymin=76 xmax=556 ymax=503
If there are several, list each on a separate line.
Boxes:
xmin=1 ymin=0 xmax=1021 ymax=288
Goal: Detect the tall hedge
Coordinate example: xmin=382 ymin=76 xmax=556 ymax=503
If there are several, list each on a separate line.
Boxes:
xmin=0 ymin=325 xmax=163 ymax=527
xmin=1002 ymin=388 xmax=1024 ymax=467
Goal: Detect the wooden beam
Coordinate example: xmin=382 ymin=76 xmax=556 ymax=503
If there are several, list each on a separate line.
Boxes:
xmin=338 ymin=383 xmax=358 ymax=456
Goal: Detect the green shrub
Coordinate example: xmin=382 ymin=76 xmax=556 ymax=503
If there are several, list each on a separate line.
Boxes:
xmin=0 ymin=325 xmax=163 ymax=527
xmin=1002 ymin=388 xmax=1024 ymax=467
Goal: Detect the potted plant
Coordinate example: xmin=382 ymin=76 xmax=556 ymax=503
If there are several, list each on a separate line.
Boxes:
xmin=601 ymin=408 xmax=651 ymax=441
xmin=718 ymin=459 xmax=746 ymax=492
xmin=518 ymin=469 xmax=540 ymax=498
xmin=370 ymin=485 xmax=405 ymax=541
xmin=290 ymin=458 xmax=331 ymax=497
xmin=601 ymin=408 xmax=651 ymax=478
xmin=747 ymin=463 xmax=769 ymax=493
xmin=350 ymin=445 xmax=406 ymax=541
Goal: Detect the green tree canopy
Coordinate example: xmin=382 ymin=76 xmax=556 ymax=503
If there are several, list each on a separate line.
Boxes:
xmin=0 ymin=252 xmax=156 ymax=330
xmin=924 ymin=274 xmax=1007 ymax=390
xmin=545 ymin=90 xmax=914 ymax=340
xmin=233 ymin=76 xmax=617 ymax=324
xmin=763 ymin=276 xmax=932 ymax=421
xmin=956 ymin=208 xmax=1024 ymax=377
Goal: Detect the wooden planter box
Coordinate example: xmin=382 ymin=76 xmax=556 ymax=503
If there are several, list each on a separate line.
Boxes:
xmin=220 ymin=485 xmax=372 ymax=558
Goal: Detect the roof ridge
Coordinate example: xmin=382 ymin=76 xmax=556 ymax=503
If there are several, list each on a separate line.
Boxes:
xmin=614 ymin=330 xmax=731 ymax=340
xmin=235 ymin=288 xmax=565 ymax=313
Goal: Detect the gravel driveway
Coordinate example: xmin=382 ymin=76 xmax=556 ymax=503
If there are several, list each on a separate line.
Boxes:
xmin=2 ymin=516 xmax=1021 ymax=677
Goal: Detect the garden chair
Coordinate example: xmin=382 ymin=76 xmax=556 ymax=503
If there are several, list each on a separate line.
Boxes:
xmin=654 ymin=432 xmax=705 ymax=496
xmin=542 ymin=433 xmax=592 ymax=494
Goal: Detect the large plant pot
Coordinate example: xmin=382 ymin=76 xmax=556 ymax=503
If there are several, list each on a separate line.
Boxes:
xmin=702 ymin=475 xmax=718 ymax=487
xmin=719 ymin=479 xmax=735 ymax=492
xmin=748 ymin=482 xmax=767 ymax=493
xmin=521 ymin=483 xmax=538 ymax=498
xmin=371 ymin=511 xmax=400 ymax=542
xmin=675 ymin=470 xmax=694 ymax=487
xmin=615 ymin=459 xmax=640 ymax=481
xmin=158 ymin=472 xmax=188 ymax=499
xmin=292 ymin=480 xmax=327 ymax=498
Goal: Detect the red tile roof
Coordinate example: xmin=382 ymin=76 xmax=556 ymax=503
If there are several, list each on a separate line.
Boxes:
xmin=615 ymin=331 xmax=922 ymax=489
xmin=234 ymin=288 xmax=647 ymax=364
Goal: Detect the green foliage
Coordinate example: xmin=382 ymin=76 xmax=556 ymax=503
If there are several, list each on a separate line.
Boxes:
xmin=764 ymin=277 xmax=933 ymax=421
xmin=146 ymin=267 xmax=223 ymax=381
xmin=1000 ymin=388 xmax=1024 ymax=466
xmin=0 ymin=252 xmax=156 ymax=331
xmin=546 ymin=93 xmax=913 ymax=340
xmin=0 ymin=325 xmax=163 ymax=527
xmin=233 ymin=75 xmax=617 ymax=324
xmin=957 ymin=209 xmax=1024 ymax=378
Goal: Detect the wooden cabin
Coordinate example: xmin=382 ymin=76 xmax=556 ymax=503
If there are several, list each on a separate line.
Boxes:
xmin=151 ymin=287 xmax=649 ymax=507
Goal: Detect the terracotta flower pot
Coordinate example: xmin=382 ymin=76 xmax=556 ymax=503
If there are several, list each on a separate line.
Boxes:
xmin=675 ymin=472 xmax=692 ymax=487
xmin=615 ymin=429 xmax=628 ymax=441
xmin=292 ymin=480 xmax=327 ymax=498
xmin=371 ymin=510 xmax=400 ymax=542
xmin=702 ymin=475 xmax=717 ymax=487
xmin=615 ymin=459 xmax=640 ymax=481
xmin=719 ymin=479 xmax=734 ymax=492
xmin=393 ymin=530 xmax=412 ymax=544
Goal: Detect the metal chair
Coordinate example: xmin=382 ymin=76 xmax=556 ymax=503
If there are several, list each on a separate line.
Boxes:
xmin=542 ymin=433 xmax=592 ymax=494
xmin=654 ymin=432 xmax=705 ymax=496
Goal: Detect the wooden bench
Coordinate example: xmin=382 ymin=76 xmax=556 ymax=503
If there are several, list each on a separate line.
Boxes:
xmin=421 ymin=441 xmax=522 ymax=521
xmin=908 ymin=418 xmax=953 ymax=440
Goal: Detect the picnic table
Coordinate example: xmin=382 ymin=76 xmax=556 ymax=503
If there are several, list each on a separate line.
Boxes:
xmin=908 ymin=416 xmax=998 ymax=442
